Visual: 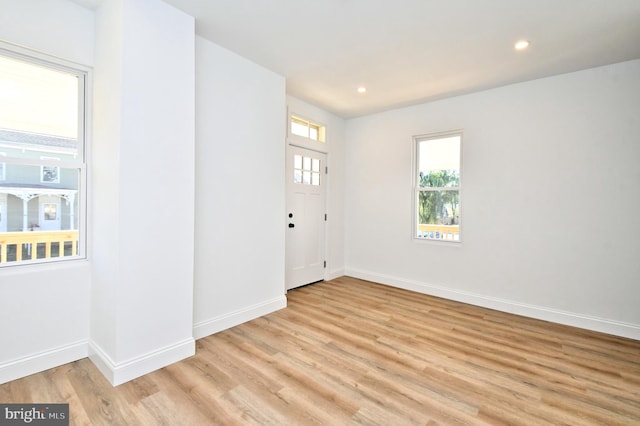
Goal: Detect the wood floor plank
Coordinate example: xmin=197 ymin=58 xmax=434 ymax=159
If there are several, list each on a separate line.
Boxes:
xmin=2 ymin=276 xmax=639 ymax=425
xmin=66 ymin=359 xmax=141 ymax=426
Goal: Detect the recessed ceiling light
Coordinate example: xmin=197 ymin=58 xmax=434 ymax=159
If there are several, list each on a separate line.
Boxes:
xmin=357 ymin=86 xmax=367 ymax=94
xmin=515 ymin=40 xmax=530 ymax=50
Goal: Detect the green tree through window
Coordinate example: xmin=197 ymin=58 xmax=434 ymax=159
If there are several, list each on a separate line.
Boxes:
xmin=418 ymin=170 xmax=460 ymax=225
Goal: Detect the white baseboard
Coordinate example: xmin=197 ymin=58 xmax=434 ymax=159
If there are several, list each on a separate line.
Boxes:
xmin=345 ymin=268 xmax=640 ymax=341
xmin=326 ymin=268 xmax=345 ymax=281
xmin=0 ymin=341 xmax=88 ymax=385
xmin=88 ymin=337 xmax=195 ymax=386
xmin=193 ymin=295 xmax=287 ymax=340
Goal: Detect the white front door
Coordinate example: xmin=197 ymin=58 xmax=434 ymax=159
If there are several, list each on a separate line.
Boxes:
xmin=286 ymin=146 xmax=327 ymax=290
xmin=39 ymin=196 xmax=61 ymax=231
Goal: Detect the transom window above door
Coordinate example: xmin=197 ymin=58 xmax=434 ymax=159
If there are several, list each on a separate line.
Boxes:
xmin=290 ymin=115 xmax=325 ymax=142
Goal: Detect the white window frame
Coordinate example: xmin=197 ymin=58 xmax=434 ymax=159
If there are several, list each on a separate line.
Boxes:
xmin=0 ymin=43 xmax=89 ymax=267
xmin=289 ymin=114 xmax=326 ymax=143
xmin=0 ymin=152 xmax=5 ymax=181
xmin=413 ymin=130 xmax=463 ymax=243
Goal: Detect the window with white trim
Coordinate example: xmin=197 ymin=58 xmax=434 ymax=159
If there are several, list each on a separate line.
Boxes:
xmin=0 ymin=47 xmax=87 ymax=265
xmin=290 ymin=115 xmax=325 ymax=142
xmin=414 ymin=132 xmax=462 ymax=241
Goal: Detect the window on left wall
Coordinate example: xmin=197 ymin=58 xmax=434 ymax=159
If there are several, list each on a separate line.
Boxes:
xmin=0 ymin=47 xmax=87 ymax=266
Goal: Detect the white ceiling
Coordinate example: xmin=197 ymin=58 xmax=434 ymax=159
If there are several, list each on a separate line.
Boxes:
xmin=76 ymin=0 xmax=640 ymax=118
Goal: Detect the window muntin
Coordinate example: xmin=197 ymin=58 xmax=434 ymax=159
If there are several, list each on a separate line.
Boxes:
xmin=293 ymin=154 xmax=321 ymax=186
xmin=414 ymin=132 xmax=461 ymax=241
xmin=291 ymin=116 xmax=325 ymax=142
xmin=0 ymin=48 xmax=86 ymax=266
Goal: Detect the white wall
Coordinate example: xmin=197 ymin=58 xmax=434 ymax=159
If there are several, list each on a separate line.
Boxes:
xmin=90 ymin=0 xmax=121 ymax=369
xmin=0 ymin=0 xmax=94 ymax=384
xmin=193 ymin=36 xmax=287 ymax=338
xmin=3 ymin=0 xmax=635 ymax=390
xmin=345 ymin=60 xmax=640 ymax=340
xmin=0 ymin=0 xmax=94 ymax=65
xmin=90 ymin=0 xmax=195 ymax=385
xmin=286 ymin=96 xmax=346 ymax=279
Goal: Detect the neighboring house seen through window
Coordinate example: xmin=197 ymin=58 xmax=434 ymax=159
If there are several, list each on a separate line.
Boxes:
xmin=0 ymin=47 xmax=87 ymax=265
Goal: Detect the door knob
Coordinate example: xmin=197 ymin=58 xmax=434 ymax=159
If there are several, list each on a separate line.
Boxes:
xmin=288 ymin=223 xmax=295 ymax=228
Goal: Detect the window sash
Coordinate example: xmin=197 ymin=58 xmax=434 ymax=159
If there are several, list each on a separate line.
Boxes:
xmin=0 ymin=44 xmax=88 ymax=266
xmin=413 ymin=131 xmax=462 ymax=242
xmin=0 ymin=47 xmax=86 ymax=165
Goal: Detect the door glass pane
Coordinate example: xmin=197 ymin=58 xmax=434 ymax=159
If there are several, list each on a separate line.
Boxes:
xmin=293 ymin=153 xmax=323 ymax=186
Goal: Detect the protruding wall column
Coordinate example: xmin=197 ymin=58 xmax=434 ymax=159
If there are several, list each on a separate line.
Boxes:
xmin=90 ymin=0 xmax=196 ymax=385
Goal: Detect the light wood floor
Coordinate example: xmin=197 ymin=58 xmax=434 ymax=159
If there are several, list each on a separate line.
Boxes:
xmin=2 ymin=276 xmax=639 ymax=425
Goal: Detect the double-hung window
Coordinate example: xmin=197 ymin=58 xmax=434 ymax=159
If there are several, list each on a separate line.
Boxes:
xmin=0 ymin=46 xmax=87 ymax=265
xmin=414 ymin=131 xmax=462 ymax=241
